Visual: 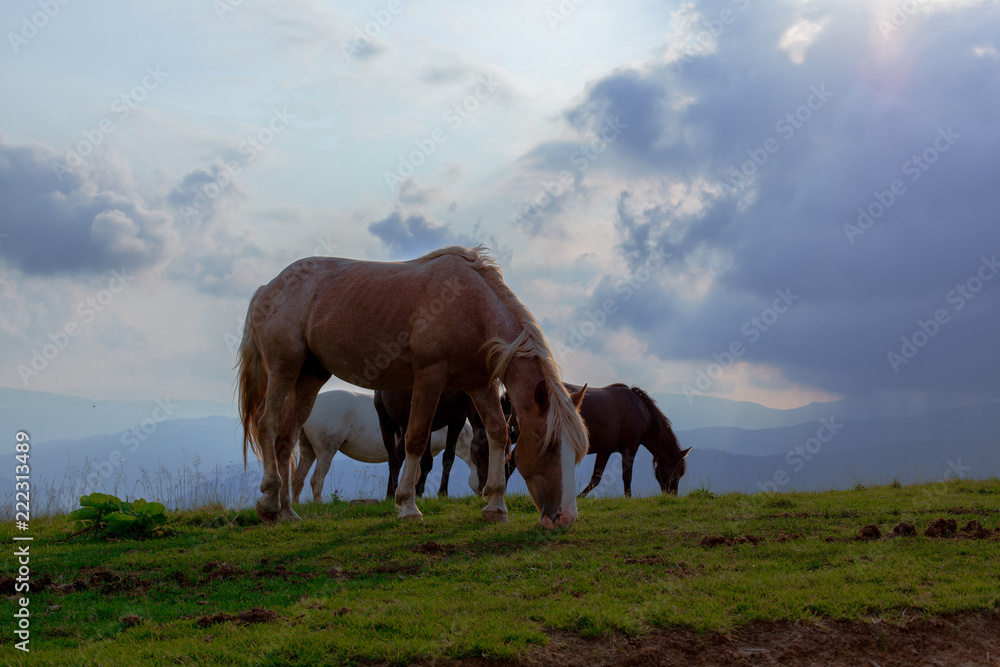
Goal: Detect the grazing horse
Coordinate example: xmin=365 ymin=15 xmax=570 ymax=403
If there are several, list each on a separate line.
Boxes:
xmin=571 ymin=383 xmax=689 ymax=497
xmin=238 ymin=245 xmax=588 ymax=527
xmin=290 ymin=389 xmax=478 ymax=504
xmin=376 ymin=388 xmax=518 ymax=498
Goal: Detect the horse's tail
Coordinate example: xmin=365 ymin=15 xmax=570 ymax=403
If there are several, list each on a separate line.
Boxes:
xmin=630 ymin=386 xmax=681 ymax=454
xmin=237 ymin=287 xmax=267 ymax=469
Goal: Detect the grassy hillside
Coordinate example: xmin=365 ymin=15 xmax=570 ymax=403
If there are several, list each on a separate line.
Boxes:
xmin=2 ymin=479 xmax=999 ymax=666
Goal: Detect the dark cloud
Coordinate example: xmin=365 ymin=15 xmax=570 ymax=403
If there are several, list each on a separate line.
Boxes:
xmin=557 ymin=0 xmax=1000 ymax=402
xmin=0 ymin=137 xmax=265 ymax=295
xmin=368 ymin=210 xmax=464 ymax=258
xmin=0 ymin=138 xmax=173 ymax=276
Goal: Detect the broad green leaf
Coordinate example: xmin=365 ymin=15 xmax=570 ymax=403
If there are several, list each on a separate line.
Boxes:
xmin=67 ymin=507 xmax=100 ymax=522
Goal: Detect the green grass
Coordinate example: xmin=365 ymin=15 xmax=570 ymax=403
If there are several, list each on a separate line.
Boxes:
xmin=3 ymin=479 xmax=999 ymax=666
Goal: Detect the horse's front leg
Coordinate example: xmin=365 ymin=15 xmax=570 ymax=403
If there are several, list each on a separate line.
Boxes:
xmin=579 ymin=451 xmax=611 ymax=498
xmin=395 ymin=366 xmax=447 ymax=521
xmin=467 ymin=385 xmax=510 ymax=523
xmin=621 ymin=447 xmax=637 ymax=498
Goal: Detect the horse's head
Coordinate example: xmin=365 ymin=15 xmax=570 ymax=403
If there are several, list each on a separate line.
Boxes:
xmin=653 ymin=446 xmax=691 ymax=494
xmin=509 ymin=382 xmax=586 ymax=529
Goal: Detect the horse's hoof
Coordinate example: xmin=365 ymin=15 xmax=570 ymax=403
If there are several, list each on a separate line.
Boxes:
xmin=397 ymin=507 xmax=423 ymax=521
xmin=256 ymin=500 xmax=278 ymax=524
xmin=279 ymin=508 xmax=302 ymax=522
xmin=482 ymin=507 xmax=509 ymax=523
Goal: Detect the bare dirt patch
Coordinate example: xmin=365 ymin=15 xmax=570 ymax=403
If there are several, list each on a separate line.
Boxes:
xmin=413 ymin=540 xmax=459 ymax=556
xmin=856 ymin=524 xmax=882 ymax=540
xmin=195 ymin=607 xmax=280 ymax=628
xmin=924 ymin=518 xmax=958 ymax=538
xmin=890 ymin=521 xmax=916 ymax=537
xmin=394 ymin=610 xmax=1000 ymax=666
xmin=698 ymin=535 xmax=764 ymax=547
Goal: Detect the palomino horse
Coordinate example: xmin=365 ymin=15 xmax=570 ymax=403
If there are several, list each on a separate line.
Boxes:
xmin=571 ymin=383 xmax=689 ymax=497
xmin=376 ymin=388 xmax=518 ymax=498
xmin=238 ymin=246 xmax=588 ymax=527
xmin=291 ymin=389 xmax=478 ymax=504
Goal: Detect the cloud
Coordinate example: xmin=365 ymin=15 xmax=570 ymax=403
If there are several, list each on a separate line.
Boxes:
xmin=368 ymin=210 xmax=463 ymax=259
xmin=0 ymin=136 xmax=267 ymax=295
xmin=546 ymin=0 xmax=1000 ymax=402
xmin=0 ymin=138 xmax=175 ymax=277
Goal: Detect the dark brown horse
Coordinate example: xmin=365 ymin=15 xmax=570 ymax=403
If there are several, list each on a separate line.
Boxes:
xmin=507 ymin=383 xmax=689 ymax=497
xmin=376 ymin=389 xmax=518 ymax=498
xmin=375 ymin=388 xmax=477 ymax=498
xmin=572 ymin=383 xmax=688 ymax=497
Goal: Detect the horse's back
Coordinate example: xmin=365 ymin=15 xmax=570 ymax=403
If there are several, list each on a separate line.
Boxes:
xmin=300 ymin=253 xmax=512 ymax=390
xmin=567 ymin=383 xmax=649 ymax=454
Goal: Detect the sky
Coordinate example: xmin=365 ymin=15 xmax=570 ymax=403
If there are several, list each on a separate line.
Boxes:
xmin=1 ymin=0 xmax=999 ymax=413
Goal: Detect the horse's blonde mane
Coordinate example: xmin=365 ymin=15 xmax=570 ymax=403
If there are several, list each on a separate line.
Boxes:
xmin=419 ymin=245 xmax=589 ymax=463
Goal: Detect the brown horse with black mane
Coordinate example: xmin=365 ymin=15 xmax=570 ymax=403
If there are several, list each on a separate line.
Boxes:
xmin=506 ymin=382 xmax=689 ymax=497
xmin=571 ymin=383 xmax=689 ymax=497
xmin=237 ymin=246 xmax=588 ymax=528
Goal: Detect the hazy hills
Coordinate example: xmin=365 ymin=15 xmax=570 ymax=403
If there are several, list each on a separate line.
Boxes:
xmin=1 ymin=388 xmax=997 ymax=513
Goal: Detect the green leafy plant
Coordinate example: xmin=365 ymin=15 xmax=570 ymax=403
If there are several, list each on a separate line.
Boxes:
xmin=66 ymin=492 xmax=171 ymax=539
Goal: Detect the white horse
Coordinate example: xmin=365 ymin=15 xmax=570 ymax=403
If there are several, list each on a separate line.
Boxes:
xmin=291 ymin=390 xmax=478 ymax=503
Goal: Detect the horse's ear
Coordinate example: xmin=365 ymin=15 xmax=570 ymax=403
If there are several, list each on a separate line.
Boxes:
xmin=681 ymin=447 xmax=691 ymax=458
xmin=570 ymin=384 xmax=587 ymax=410
xmin=533 ymin=380 xmax=549 ymax=411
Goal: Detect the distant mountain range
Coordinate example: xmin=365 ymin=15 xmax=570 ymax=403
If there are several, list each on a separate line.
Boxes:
xmin=1 ymin=388 xmax=997 ymax=514
xmin=0 ymin=388 xmax=235 ymax=444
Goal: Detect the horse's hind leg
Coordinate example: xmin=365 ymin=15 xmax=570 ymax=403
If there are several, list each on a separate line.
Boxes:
xmin=256 ymin=369 xmax=299 ymax=522
xmin=310 ymin=445 xmax=335 ymax=504
xmin=274 ymin=365 xmax=329 ymax=521
xmin=291 ymin=434 xmax=316 ymax=504
xmin=579 ymin=451 xmax=611 ymax=498
xmin=437 ymin=420 xmax=462 ymax=497
xmin=415 ymin=440 xmax=433 ymax=497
